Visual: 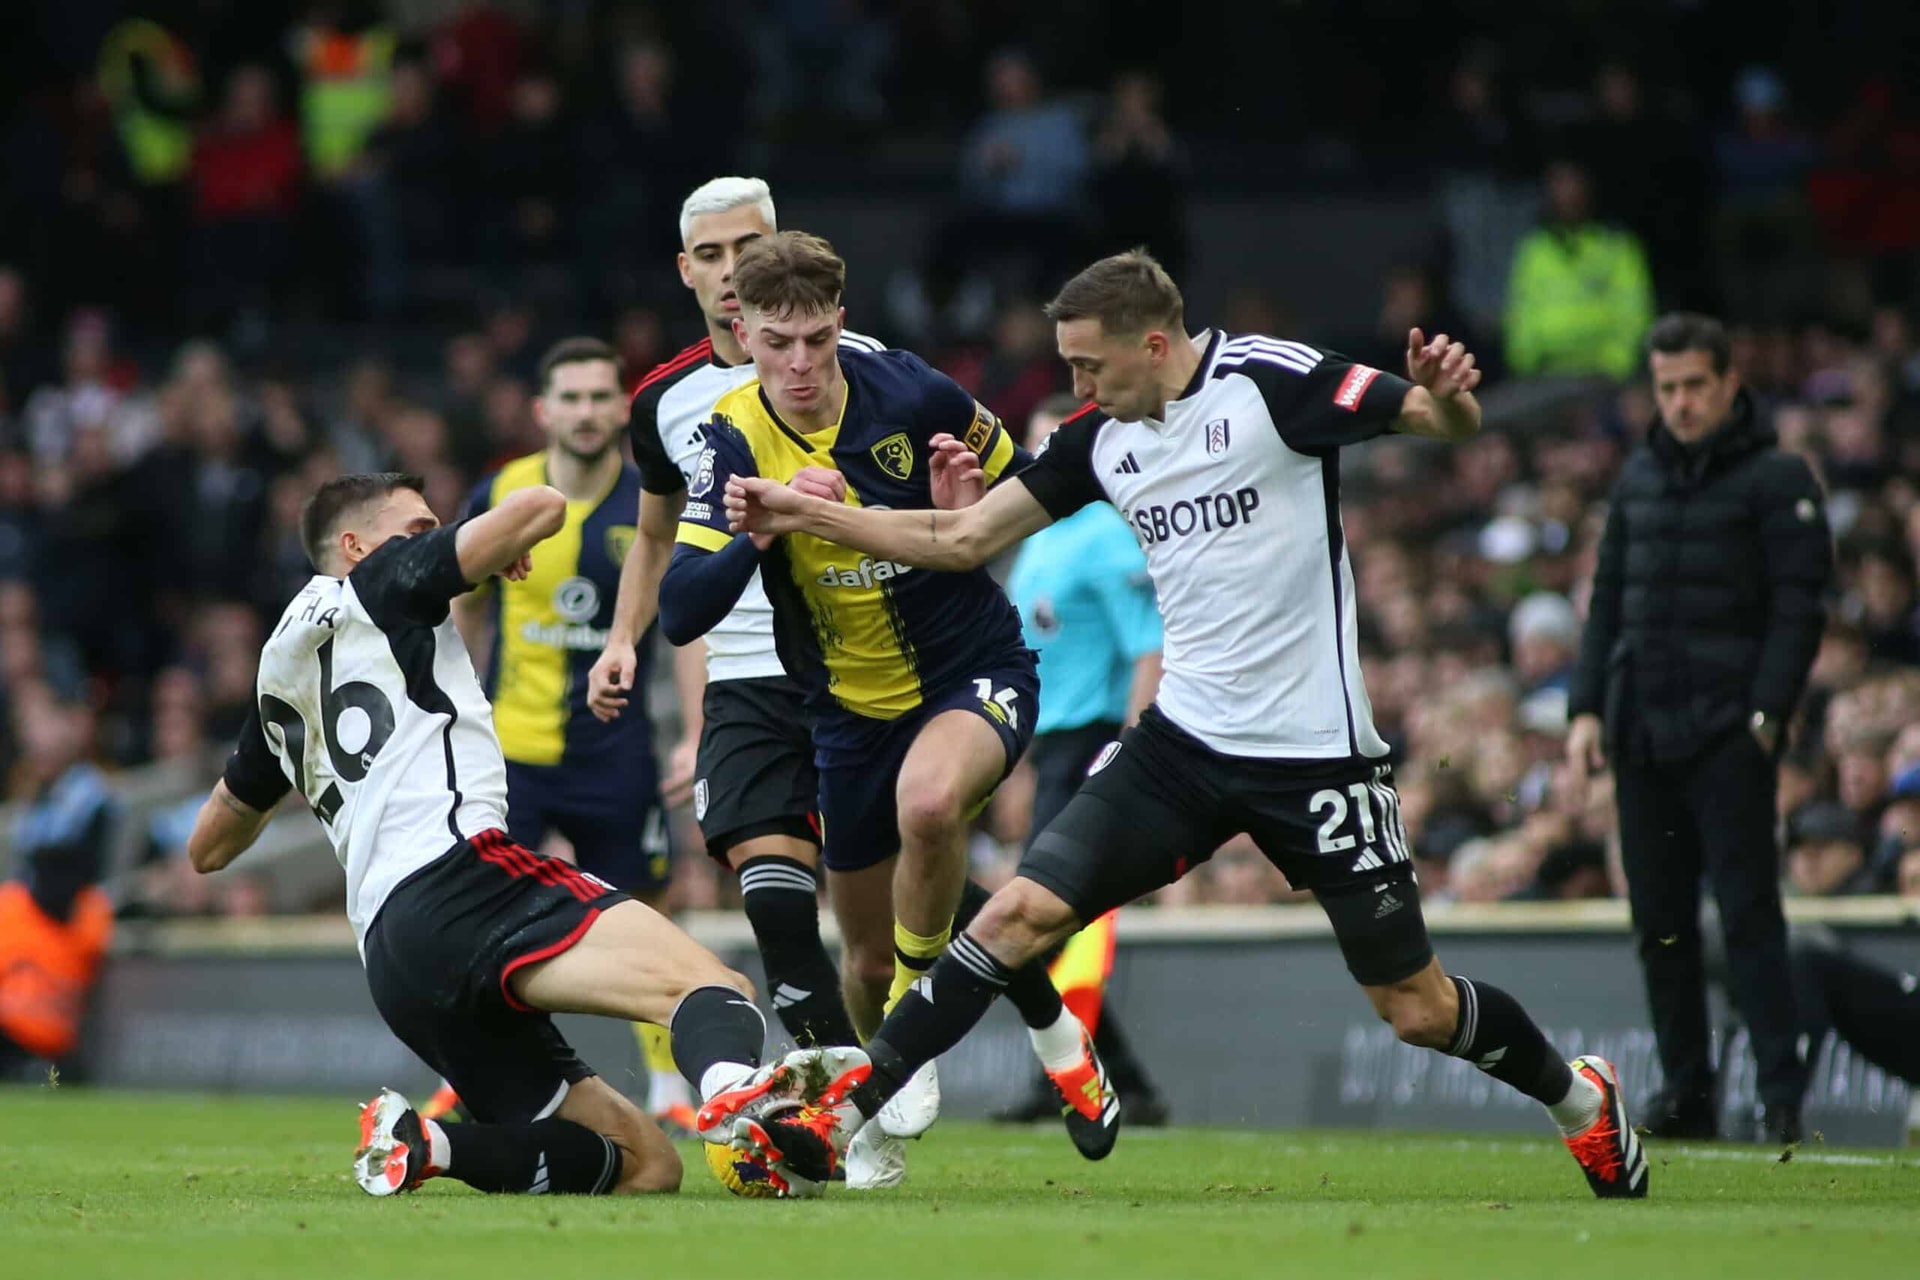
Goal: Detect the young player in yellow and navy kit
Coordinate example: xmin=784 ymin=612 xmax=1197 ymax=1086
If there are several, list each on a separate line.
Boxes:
xmin=665 ymin=346 xmax=1038 ymax=893
xmin=459 ymin=344 xmax=670 ymax=900
xmin=658 ymin=232 xmax=1098 ymax=1181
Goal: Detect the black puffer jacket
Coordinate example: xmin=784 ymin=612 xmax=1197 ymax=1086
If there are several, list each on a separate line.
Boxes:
xmin=1569 ymin=391 xmax=1833 ymax=763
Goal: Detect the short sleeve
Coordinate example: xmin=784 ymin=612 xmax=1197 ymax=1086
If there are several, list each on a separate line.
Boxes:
xmin=1016 ymin=412 xmax=1107 ymax=520
xmin=350 ymin=524 xmax=471 ymax=629
xmin=1090 ymin=519 xmax=1160 ymax=659
xmin=1214 ymin=340 xmax=1413 ymax=453
xmin=628 ymin=384 xmax=686 ymax=495
xmin=223 ymin=708 xmax=292 ymax=811
xmin=675 ymin=417 xmax=759 ymax=553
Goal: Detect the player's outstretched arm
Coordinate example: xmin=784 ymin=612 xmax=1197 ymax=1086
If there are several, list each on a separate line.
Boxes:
xmin=455 ymin=485 xmax=568 ymax=583
xmin=589 ymin=488 xmax=685 ymax=721
xmin=726 ymin=473 xmax=1052 ymax=572
xmin=1391 ymin=328 xmax=1483 ymax=442
xmin=187 ymin=781 xmax=276 ymax=873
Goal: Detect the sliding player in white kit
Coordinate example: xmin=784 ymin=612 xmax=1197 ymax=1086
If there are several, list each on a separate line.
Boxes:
xmin=185 ymin=472 xmax=868 ymax=1199
xmin=720 ymin=250 xmax=1648 ymax=1201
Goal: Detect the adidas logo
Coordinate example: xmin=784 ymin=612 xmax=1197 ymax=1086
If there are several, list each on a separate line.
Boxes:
xmin=1373 ymin=890 xmax=1403 ymax=919
xmin=1351 ymin=848 xmax=1386 ymax=873
xmin=1113 ymin=452 xmax=1142 ymax=475
xmin=909 ymin=975 xmax=935 ymax=1004
xmin=530 ymin=1152 xmax=550 ymax=1195
xmin=771 ymin=983 xmax=812 ymax=1010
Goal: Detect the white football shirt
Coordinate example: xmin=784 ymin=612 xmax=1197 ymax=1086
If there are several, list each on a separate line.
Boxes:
xmin=225 ymin=527 xmax=508 ymax=952
xmin=1018 ymin=330 xmax=1414 ymax=760
xmin=627 ymin=331 xmax=884 ymax=683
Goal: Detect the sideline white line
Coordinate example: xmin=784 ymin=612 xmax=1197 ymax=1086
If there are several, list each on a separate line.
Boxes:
xmin=1145 ymin=1131 xmax=1915 ymax=1167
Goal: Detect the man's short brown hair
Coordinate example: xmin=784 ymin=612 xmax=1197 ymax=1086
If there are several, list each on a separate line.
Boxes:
xmin=537 ymin=336 xmax=621 ymax=392
xmin=732 ymin=231 xmax=846 ymax=319
xmin=301 ymin=472 xmax=425 ymax=572
xmin=1044 ymin=248 xmax=1185 ymax=337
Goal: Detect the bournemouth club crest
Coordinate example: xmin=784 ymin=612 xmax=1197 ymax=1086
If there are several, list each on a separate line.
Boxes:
xmin=870 ymin=432 xmax=914 ymax=480
xmin=604 ymin=525 xmax=636 ymax=567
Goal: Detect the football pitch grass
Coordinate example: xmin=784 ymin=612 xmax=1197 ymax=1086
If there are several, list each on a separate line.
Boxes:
xmin=2 ymin=1088 xmax=1915 ymax=1279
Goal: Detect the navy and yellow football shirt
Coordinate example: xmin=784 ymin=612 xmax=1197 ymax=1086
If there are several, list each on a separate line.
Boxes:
xmin=675 ymin=348 xmax=1030 ymax=727
xmin=464 ymin=453 xmax=655 ymax=771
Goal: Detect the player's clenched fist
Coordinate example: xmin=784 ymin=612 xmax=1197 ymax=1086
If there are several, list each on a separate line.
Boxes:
xmin=725 ymin=475 xmax=812 ymax=539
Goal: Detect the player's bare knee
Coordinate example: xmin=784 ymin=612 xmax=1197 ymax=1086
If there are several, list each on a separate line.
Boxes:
xmin=842 ymin=940 xmax=896 ymax=993
xmin=896 ymin=778 xmax=968 ymax=847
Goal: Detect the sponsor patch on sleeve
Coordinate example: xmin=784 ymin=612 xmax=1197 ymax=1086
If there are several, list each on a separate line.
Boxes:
xmin=962 ymin=401 xmax=998 ymax=454
xmin=1333 ymin=365 xmax=1382 ymax=412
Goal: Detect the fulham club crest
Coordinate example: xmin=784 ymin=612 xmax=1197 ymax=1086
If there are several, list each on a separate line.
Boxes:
xmin=1205 ymin=418 xmax=1231 ymax=456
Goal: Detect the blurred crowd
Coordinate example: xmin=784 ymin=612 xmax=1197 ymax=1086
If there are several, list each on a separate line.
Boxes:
xmin=2 ymin=2 xmax=1919 ymax=917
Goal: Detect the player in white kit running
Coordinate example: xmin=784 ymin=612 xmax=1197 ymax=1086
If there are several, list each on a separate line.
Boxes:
xmin=720 ymin=250 xmax=1648 ymax=1202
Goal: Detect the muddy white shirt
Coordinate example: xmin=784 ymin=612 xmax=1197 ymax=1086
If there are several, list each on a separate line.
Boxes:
xmin=224 ymin=528 xmax=508 ymax=951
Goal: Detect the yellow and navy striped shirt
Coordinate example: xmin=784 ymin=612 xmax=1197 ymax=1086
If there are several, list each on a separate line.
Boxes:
xmin=676 ymin=349 xmax=1030 ymax=738
xmin=464 ymin=453 xmax=654 ymax=773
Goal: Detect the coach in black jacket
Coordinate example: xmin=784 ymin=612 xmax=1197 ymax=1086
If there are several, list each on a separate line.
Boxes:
xmin=1567 ymin=313 xmax=1832 ymax=1145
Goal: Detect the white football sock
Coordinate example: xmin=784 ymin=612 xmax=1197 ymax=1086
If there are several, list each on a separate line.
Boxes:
xmin=1028 ymin=1009 xmax=1088 ymax=1073
xmin=1549 ymin=1071 xmax=1605 ymax=1136
xmin=697 ymin=1062 xmax=754 ymax=1104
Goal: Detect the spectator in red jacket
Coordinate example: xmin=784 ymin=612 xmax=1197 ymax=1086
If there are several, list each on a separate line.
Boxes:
xmin=188 ymin=65 xmax=303 ymax=333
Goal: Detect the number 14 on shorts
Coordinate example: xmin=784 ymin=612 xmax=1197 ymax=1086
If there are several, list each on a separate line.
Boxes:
xmin=1309 ymin=778 xmax=1410 ymax=867
xmin=973 ymin=678 xmax=1020 ymax=731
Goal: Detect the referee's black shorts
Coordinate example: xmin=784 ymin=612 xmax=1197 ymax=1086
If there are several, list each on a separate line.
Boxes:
xmin=1020 ymin=707 xmax=1433 ymax=986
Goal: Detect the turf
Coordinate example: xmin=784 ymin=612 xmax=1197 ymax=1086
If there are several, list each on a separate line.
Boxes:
xmin=1 ymin=1087 xmax=1914 ymax=1279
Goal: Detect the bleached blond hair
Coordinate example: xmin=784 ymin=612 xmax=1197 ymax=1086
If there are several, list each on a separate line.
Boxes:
xmin=678 ymin=176 xmax=777 ymax=246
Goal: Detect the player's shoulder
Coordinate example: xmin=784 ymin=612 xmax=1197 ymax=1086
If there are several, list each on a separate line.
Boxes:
xmin=1210 ymin=331 xmax=1332 ymax=380
xmin=843 ymin=344 xmax=931 ymax=384
xmin=844 ymin=346 xmax=966 ymax=418
xmin=264 ymin=573 xmax=350 ymax=653
xmin=836 ymin=328 xmax=885 ymax=354
xmin=633 ymin=337 xmax=717 ymax=393
xmin=630 ymin=338 xmax=718 ymax=407
xmin=699 ymin=392 xmax=764 ymax=458
xmin=1040 ymin=401 xmax=1115 ymax=454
